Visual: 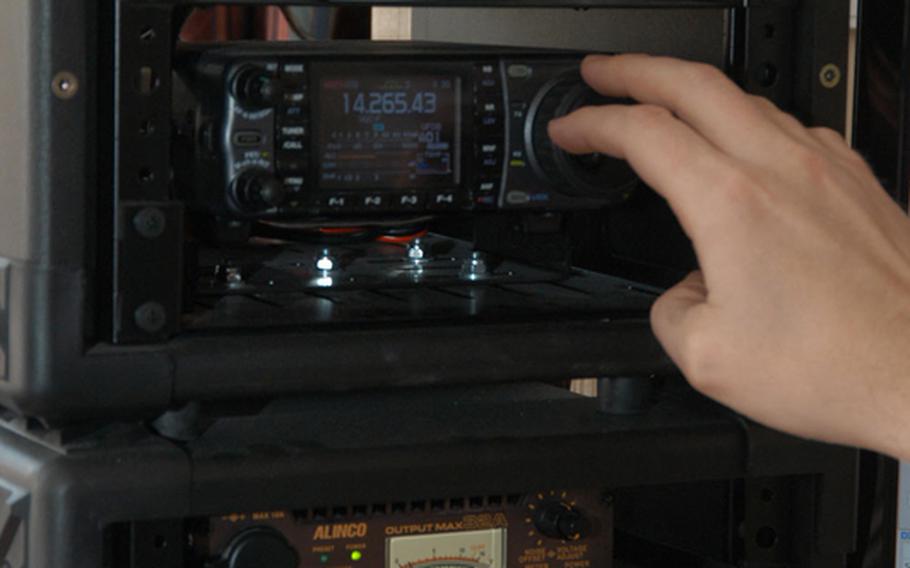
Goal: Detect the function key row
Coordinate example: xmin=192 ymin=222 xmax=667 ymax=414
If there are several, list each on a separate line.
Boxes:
xmin=278 ymin=190 xmax=465 ymax=215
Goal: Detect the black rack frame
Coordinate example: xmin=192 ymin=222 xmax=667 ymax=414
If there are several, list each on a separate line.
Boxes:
xmin=0 ymin=383 xmax=873 ymax=567
xmin=0 ymin=0 xmax=852 ymax=423
xmin=0 ymin=1 xmax=900 ymax=565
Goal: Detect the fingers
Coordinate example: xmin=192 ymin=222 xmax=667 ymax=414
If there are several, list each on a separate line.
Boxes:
xmin=580 ymin=54 xmax=780 ymax=161
xmin=808 ymin=126 xmax=863 ymax=164
xmin=548 ymin=103 xmax=736 ymax=237
xmin=748 ymin=95 xmax=826 ymax=152
xmin=747 ymin=95 xmax=859 ymax=163
xmin=650 ymin=271 xmax=711 ymax=378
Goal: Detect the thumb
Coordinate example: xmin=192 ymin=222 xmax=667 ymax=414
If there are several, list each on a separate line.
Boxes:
xmin=650 ymin=270 xmax=710 ymax=370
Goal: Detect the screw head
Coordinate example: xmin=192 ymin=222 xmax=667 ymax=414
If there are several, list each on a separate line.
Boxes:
xmin=225 ymin=266 xmax=244 ymax=286
xmin=51 ymin=71 xmax=79 ymax=100
xmin=819 ymin=63 xmax=842 ymax=89
xmin=134 ymin=302 xmax=167 ymax=334
xmin=133 ymin=208 xmax=167 ymax=238
xmin=408 ymin=239 xmax=426 ymax=261
xmin=139 ymin=26 xmax=157 ymax=42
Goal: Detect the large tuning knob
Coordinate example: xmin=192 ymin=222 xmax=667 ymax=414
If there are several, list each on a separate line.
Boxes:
xmin=218 ymin=527 xmax=298 ymax=568
xmin=231 ymin=169 xmax=286 ymax=212
xmin=526 ymin=73 xmax=638 ymax=203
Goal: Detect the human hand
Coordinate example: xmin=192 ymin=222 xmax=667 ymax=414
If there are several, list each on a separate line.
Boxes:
xmin=549 ymin=54 xmax=910 ymax=459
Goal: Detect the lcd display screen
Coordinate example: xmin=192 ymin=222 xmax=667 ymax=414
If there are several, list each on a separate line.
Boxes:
xmin=316 ymin=74 xmax=462 ymax=190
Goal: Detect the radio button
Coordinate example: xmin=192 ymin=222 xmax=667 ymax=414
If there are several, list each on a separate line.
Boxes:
xmin=360 ymin=194 xmax=389 ymax=211
xmin=477 ymin=113 xmax=501 ymax=130
xmin=479 ymin=163 xmax=503 ymax=179
xmin=428 ymin=191 xmax=460 ymax=211
xmin=279 ymin=138 xmax=307 ymax=153
xmin=506 ymin=191 xmax=531 ymax=205
xmin=479 ymin=152 xmax=502 ymax=170
xmin=281 ymin=105 xmax=308 ymax=123
xmin=475 ymin=195 xmax=497 ymax=208
xmin=479 ymin=142 xmax=501 ymax=155
xmin=509 ymin=151 xmax=528 ymax=168
xmin=282 ymin=88 xmax=308 ymax=106
xmin=477 ymin=99 xmax=500 ymax=115
xmin=283 ymin=177 xmax=305 ymax=195
xmin=282 ymin=199 xmax=306 ymax=212
xmin=281 ymin=62 xmax=306 ymax=76
xmin=478 ymin=140 xmax=504 ymax=170
xmin=232 ymin=130 xmax=265 ymax=147
xmin=276 ymin=156 xmax=308 ymax=174
xmin=475 ymin=63 xmax=501 ymax=92
xmin=278 ymin=124 xmax=308 ymax=138
xmin=395 ymin=193 xmax=425 ymax=210
xmin=507 ymin=64 xmax=533 ymax=79
xmin=322 ymin=194 xmax=352 ymax=212
xmin=477 ymin=180 xmax=499 ymax=193
xmin=510 ymin=102 xmax=528 ymax=121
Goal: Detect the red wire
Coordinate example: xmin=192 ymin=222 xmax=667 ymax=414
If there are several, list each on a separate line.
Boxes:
xmin=318 ymin=227 xmax=365 ymax=234
xmin=377 ymin=230 xmax=429 ymax=244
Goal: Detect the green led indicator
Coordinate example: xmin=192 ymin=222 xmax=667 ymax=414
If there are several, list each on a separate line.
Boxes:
xmin=351 ymin=550 xmax=363 ymax=562
xmin=319 ymin=554 xmax=330 ymax=564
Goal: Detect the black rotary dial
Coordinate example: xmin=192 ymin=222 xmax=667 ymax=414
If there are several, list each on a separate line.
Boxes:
xmin=231 ymin=169 xmax=286 ymax=212
xmin=218 ymin=527 xmax=298 ymax=568
xmin=525 ymin=490 xmax=595 ymax=545
xmin=533 ymin=501 xmax=592 ymax=541
xmin=526 ymin=73 xmax=638 ymax=203
xmin=231 ymin=65 xmax=280 ymax=109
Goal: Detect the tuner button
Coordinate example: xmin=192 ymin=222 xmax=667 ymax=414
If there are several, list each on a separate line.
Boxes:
xmin=233 ymin=170 xmax=287 ymax=211
xmin=221 ymin=527 xmax=298 ymax=568
xmin=233 ymin=66 xmax=280 ymax=109
xmin=534 ymin=502 xmax=592 ymax=541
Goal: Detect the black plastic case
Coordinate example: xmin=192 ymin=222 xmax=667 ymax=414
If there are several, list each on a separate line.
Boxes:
xmin=0 ymin=0 xmax=850 ymax=423
xmin=0 ymin=383 xmax=869 ymax=567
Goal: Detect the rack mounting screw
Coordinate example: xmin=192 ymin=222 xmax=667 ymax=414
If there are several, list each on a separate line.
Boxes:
xmin=139 ymin=26 xmax=157 ymax=42
xmin=819 ymin=64 xmax=842 ymax=89
xmin=134 ymin=302 xmax=167 ymax=334
xmin=133 ymin=208 xmax=167 ymax=238
xmin=51 ymin=71 xmax=79 ymax=100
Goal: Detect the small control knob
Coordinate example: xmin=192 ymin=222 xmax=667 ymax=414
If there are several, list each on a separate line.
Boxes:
xmin=220 ymin=527 xmax=298 ymax=568
xmin=232 ymin=169 xmax=286 ymax=212
xmin=232 ymin=66 xmax=280 ymax=109
xmin=534 ymin=502 xmax=592 ymax=541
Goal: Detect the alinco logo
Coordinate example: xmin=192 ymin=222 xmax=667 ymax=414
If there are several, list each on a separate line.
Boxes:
xmin=313 ymin=522 xmax=368 ymax=540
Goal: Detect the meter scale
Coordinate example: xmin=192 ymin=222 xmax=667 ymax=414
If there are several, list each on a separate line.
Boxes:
xmin=399 ymin=555 xmax=491 ymax=568
xmin=387 ymin=529 xmax=505 ymax=568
